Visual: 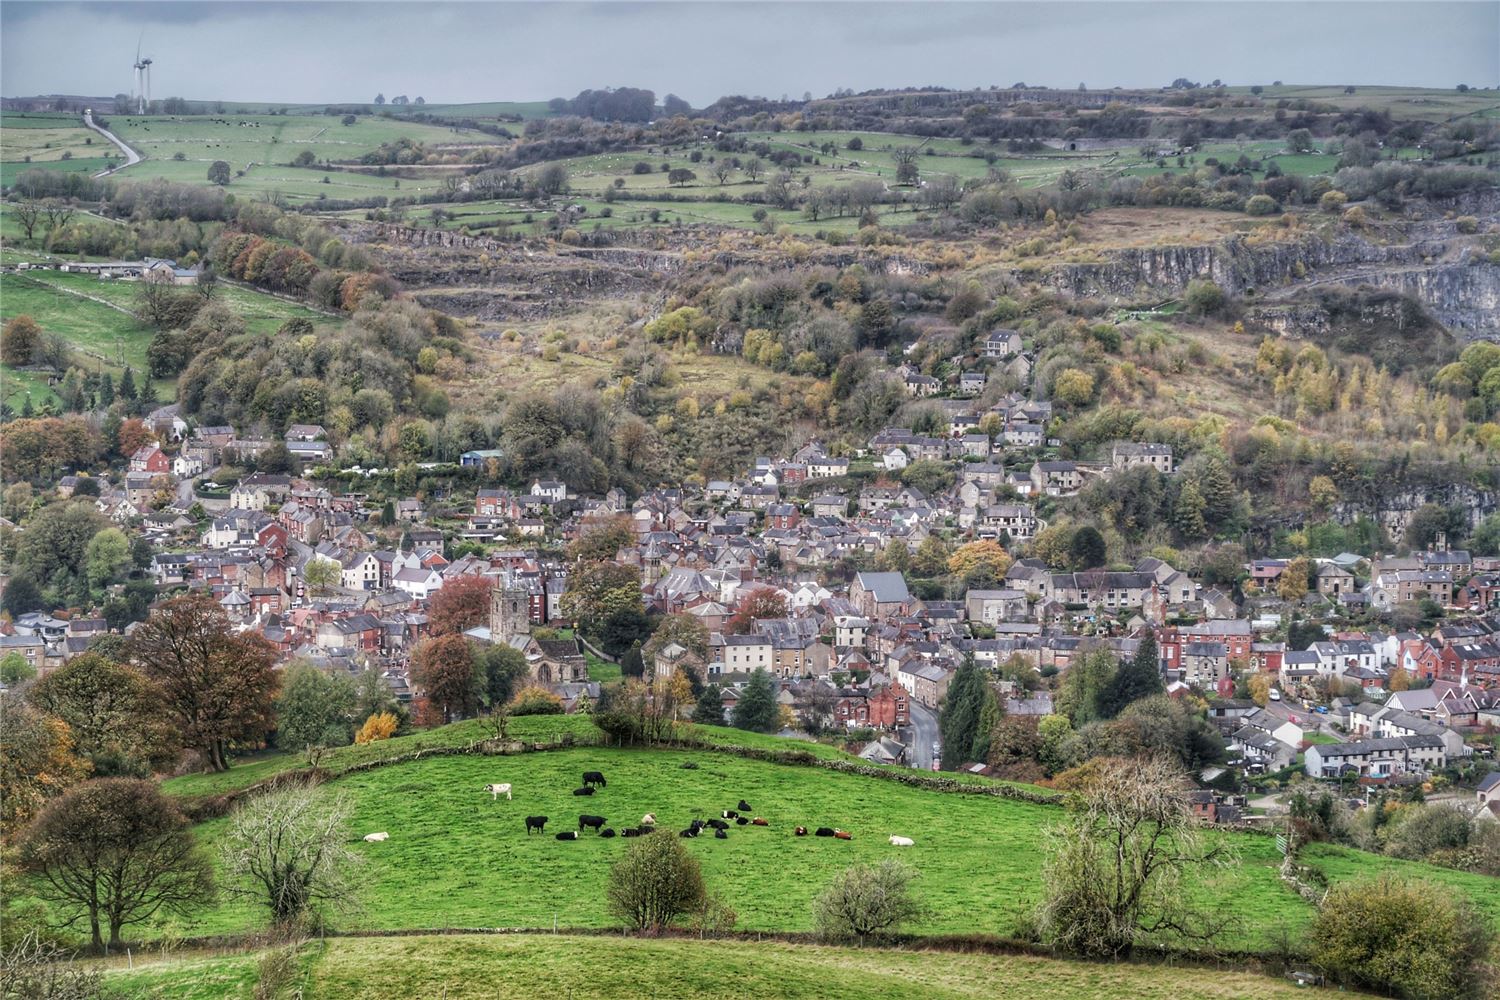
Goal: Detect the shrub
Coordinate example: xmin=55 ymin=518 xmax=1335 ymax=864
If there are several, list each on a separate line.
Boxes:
xmin=1319 ymin=190 xmax=1348 ymax=212
xmin=354 ymin=711 xmax=398 ymax=745
xmin=1245 ymin=194 xmax=1279 ymax=216
xmin=1311 ymin=874 xmax=1491 ymax=1000
xmin=1455 ymin=215 xmax=1479 ymax=234
xmin=1184 ymin=279 xmax=1226 ymax=316
xmin=509 ymin=685 xmax=564 ymax=716
xmin=606 ymin=833 xmax=705 ymax=933
xmin=813 ymin=859 xmax=925 ymax=943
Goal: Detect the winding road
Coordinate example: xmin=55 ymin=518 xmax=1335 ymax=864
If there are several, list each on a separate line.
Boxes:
xmin=82 ymin=110 xmax=142 ymax=176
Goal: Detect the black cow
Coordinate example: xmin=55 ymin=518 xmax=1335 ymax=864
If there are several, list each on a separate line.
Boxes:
xmin=737 ymin=800 xmax=752 ymax=812
xmin=815 ymin=827 xmax=835 ymax=837
xmin=714 ymin=828 xmax=728 ymax=839
xmin=722 ymin=810 xmax=738 ymax=820
xmin=707 ymin=819 xmax=729 ymax=831
xmin=679 ymin=827 xmax=699 ymax=838
xmin=572 ymin=786 xmax=595 ymax=796
xmin=689 ymin=819 xmax=706 ymax=832
xmin=735 ymin=816 xmax=749 ymax=826
xmin=582 ymin=771 xmax=607 ymax=788
xmin=525 ymin=816 xmax=548 ymax=835
xmin=795 ymin=826 xmax=808 ymax=836
xmin=599 ymin=828 xmax=617 ymax=839
xmin=579 ymin=814 xmax=607 ymax=833
xmin=622 ymin=827 xmax=641 ymax=838
xmin=555 ymin=831 xmax=578 ymax=841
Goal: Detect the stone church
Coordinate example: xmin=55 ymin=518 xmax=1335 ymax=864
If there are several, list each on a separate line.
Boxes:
xmin=489 ymin=577 xmax=589 ymax=685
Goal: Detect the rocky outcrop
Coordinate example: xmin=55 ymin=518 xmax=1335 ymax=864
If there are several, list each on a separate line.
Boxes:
xmin=1334 ymin=482 xmax=1499 ymax=543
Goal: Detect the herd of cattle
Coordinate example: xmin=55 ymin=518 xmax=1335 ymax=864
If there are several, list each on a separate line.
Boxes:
xmin=494 ymin=771 xmax=915 ymax=847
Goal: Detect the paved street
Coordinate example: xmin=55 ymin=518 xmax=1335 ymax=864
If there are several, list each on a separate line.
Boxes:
xmin=906 ymin=700 xmax=940 ymax=770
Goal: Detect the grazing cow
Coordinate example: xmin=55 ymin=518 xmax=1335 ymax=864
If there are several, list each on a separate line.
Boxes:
xmin=735 ymin=816 xmax=749 ymax=826
xmin=622 ymin=828 xmax=641 ymax=838
xmin=555 ymin=831 xmax=579 ymax=841
xmin=722 ymin=810 xmax=738 ymax=820
xmin=363 ymin=832 xmax=389 ymax=843
xmin=525 ymin=816 xmax=548 ymax=835
xmin=834 ymin=830 xmax=852 ymax=841
xmin=737 ymin=800 xmax=752 ymax=812
xmin=484 ymin=783 xmax=513 ymax=801
xmin=707 ymin=819 xmax=728 ymax=831
xmin=600 ymin=828 xmax=617 ymax=839
xmin=814 ymin=827 xmax=835 ymax=837
xmin=579 ymin=814 xmax=607 ymax=833
xmin=641 ymin=813 xmax=657 ymax=826
xmin=889 ymin=835 xmax=914 ymax=847
xmin=751 ymin=817 xmax=769 ymax=827
xmin=582 ymin=771 xmax=607 ymax=788
xmin=572 ymin=787 xmax=595 ymax=796
xmin=795 ymin=826 xmax=808 ymax=836
xmin=714 ymin=828 xmax=728 ymax=839
xmin=679 ymin=827 xmax=698 ymax=838
xmin=689 ymin=819 xmax=706 ymax=832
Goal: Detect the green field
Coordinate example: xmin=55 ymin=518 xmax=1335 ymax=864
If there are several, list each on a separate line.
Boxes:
xmin=155 ymin=740 xmax=1499 ymax=948
xmin=99 ymin=934 xmax=1364 ymax=1000
xmin=102 ymin=112 xmax=507 ymax=204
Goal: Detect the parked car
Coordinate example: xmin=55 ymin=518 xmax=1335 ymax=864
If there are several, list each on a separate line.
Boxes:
xmin=1269 ymin=688 xmax=1282 ymax=701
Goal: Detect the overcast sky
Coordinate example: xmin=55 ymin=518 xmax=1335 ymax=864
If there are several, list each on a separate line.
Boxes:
xmin=3 ymin=1 xmax=1497 ymax=106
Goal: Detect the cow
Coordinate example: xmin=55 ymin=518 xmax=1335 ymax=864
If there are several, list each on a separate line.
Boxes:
xmin=555 ymin=831 xmax=579 ymax=841
xmin=572 ymin=787 xmax=595 ymax=796
xmin=641 ymin=813 xmax=657 ymax=827
xmin=484 ymin=783 xmax=513 ymax=801
xmin=714 ymin=828 xmax=728 ymax=839
xmin=582 ymin=771 xmax=607 ymax=788
xmin=579 ymin=814 xmax=607 ymax=833
xmin=622 ymin=827 xmax=641 ymax=838
xmin=722 ymin=810 xmax=738 ymax=820
xmin=751 ymin=817 xmax=769 ymax=827
xmin=679 ymin=827 xmax=699 ymax=838
xmin=737 ymin=800 xmax=752 ymax=812
xmin=689 ymin=819 xmax=706 ymax=832
xmin=707 ymin=819 xmax=729 ymax=831
xmin=834 ymin=830 xmax=852 ymax=840
xmin=600 ymin=828 xmax=617 ymax=839
xmin=795 ymin=826 xmax=808 ymax=836
xmin=363 ymin=832 xmax=389 ymax=843
xmin=889 ymin=835 xmax=914 ymax=847
xmin=814 ymin=827 xmax=835 ymax=837
xmin=525 ymin=816 xmax=548 ymax=835
xmin=735 ymin=816 xmax=749 ymax=826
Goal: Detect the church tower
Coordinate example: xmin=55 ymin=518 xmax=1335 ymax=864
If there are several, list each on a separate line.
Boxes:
xmin=489 ymin=575 xmax=532 ymax=642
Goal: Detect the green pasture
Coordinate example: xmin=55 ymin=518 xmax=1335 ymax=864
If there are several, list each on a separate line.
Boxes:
xmin=99 ymin=934 xmax=1364 ymax=1000
xmin=155 ymin=741 xmax=1499 ymax=948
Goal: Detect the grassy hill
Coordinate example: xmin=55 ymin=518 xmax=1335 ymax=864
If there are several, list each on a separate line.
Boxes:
xmin=97 ymin=933 xmax=1364 ymax=1000
xmin=144 ymin=721 xmax=1498 ymax=952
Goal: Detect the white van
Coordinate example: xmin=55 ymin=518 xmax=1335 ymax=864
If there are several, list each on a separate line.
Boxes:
xmin=1268 ymin=688 xmax=1282 ymax=702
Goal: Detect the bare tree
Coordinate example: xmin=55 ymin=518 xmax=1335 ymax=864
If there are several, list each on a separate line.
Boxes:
xmin=1036 ymin=756 xmax=1232 ymax=958
xmin=712 ymin=162 xmax=734 ymax=185
xmin=222 ymin=786 xmax=361 ymax=931
xmin=813 ymin=860 xmax=926 ymax=943
xmin=0 ymin=932 xmax=104 ymax=999
xmin=40 ymin=199 xmax=75 ymax=233
xmin=12 ymin=201 xmax=42 ymax=242
xmin=743 ymin=158 xmax=764 ymax=182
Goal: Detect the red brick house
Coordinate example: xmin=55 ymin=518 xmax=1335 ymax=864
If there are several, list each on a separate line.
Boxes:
xmin=867 ymin=684 xmax=910 ymax=729
xmin=129 ymin=444 xmax=171 ymax=475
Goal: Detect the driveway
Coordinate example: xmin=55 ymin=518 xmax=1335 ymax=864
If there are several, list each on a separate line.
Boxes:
xmin=906 ymin=701 xmax=940 ymax=770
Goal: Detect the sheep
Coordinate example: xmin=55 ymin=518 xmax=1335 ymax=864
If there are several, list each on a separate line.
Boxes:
xmin=889 ymin=835 xmax=914 ymax=847
xmin=363 ymin=832 xmax=389 ymax=843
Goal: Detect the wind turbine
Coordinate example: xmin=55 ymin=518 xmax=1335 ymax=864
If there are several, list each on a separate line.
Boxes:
xmin=133 ymin=36 xmax=153 ymax=114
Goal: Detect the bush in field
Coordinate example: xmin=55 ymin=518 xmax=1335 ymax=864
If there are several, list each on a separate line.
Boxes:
xmin=813 ymin=859 xmax=925 ymax=943
xmin=606 ymin=834 xmax=705 ymax=933
xmin=354 ymin=712 xmax=398 ymax=745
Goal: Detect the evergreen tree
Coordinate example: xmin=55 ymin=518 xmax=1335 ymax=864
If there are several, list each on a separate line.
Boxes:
xmin=731 ymin=668 xmax=779 ymax=733
xmin=939 ymin=657 xmax=986 ymax=769
xmin=620 ymin=641 xmax=644 ymax=679
xmin=691 ymin=684 xmax=725 ymax=726
xmin=1197 ymin=457 xmax=1235 ymax=528
xmin=380 ymin=500 xmax=396 ymax=526
xmin=1174 ymin=481 xmax=1208 ymax=540
xmin=21 ymin=393 xmax=34 ymax=418
xmin=1059 ymin=648 xmax=1118 ymax=725
xmin=972 ymin=683 xmax=1002 ymax=763
xmin=118 ymin=367 xmax=137 ymax=402
xmin=1106 ymin=631 xmax=1163 ymax=716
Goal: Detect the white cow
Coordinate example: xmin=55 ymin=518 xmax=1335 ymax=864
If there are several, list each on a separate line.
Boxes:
xmin=484 ymin=783 xmax=513 ymax=801
xmin=888 ymin=835 xmax=914 ymax=847
xmin=363 ymin=832 xmax=390 ymax=843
